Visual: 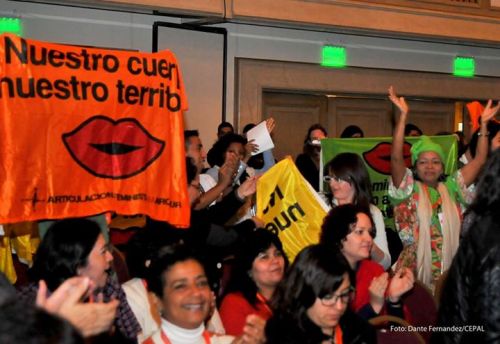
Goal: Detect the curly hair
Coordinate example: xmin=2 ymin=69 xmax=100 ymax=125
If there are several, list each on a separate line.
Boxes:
xmin=28 ymin=218 xmax=102 ymax=291
xmin=320 ymin=203 xmax=375 ymax=251
xmin=207 ymin=133 xmax=247 ymax=167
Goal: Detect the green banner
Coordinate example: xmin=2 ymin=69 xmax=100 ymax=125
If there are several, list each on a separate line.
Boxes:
xmin=321 ymin=136 xmax=457 ymax=232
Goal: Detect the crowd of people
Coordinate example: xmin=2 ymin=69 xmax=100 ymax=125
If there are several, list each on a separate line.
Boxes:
xmin=0 ymin=87 xmax=499 ymax=343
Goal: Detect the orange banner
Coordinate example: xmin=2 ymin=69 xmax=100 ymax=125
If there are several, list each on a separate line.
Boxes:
xmin=0 ymin=34 xmax=190 ymax=227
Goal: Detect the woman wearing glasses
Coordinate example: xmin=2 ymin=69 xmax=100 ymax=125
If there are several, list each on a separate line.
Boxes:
xmin=320 ymin=204 xmax=414 ymax=320
xmin=265 ymin=244 xmax=375 ymax=344
xmin=323 ymin=152 xmax=391 ymax=270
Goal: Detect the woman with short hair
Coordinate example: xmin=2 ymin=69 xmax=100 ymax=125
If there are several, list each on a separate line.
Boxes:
xmin=265 ymin=244 xmax=375 ymax=344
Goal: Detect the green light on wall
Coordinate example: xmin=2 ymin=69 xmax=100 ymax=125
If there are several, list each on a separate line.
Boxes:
xmin=0 ymin=18 xmax=22 ymax=35
xmin=321 ymin=46 xmax=346 ymax=68
xmin=453 ymin=56 xmax=475 ymax=78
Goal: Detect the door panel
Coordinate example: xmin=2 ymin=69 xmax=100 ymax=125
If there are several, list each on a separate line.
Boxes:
xmin=262 ymin=92 xmax=328 ymax=161
xmin=328 ymin=97 xmax=393 ymax=137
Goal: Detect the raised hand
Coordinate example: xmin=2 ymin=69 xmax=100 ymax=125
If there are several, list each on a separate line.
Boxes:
xmin=480 ymin=99 xmax=500 ymax=125
xmin=244 ymin=139 xmax=259 ymax=162
xmin=36 ymin=277 xmax=118 ymax=337
xmin=237 ymin=176 xmax=258 ymax=199
xmin=233 ymin=314 xmax=266 ymax=344
xmin=386 ymin=267 xmax=415 ymax=303
xmin=265 ymin=117 xmax=276 ymax=134
xmin=368 ymin=272 xmax=389 ymax=313
xmin=219 ymin=153 xmax=239 ymax=186
xmin=388 ymin=86 xmax=409 ymax=124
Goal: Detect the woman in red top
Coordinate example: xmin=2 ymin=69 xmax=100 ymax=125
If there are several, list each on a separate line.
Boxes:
xmin=320 ymin=204 xmax=414 ymax=320
xmin=219 ymin=228 xmax=288 ymax=335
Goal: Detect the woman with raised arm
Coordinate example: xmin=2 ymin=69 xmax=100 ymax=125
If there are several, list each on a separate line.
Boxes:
xmin=388 ymin=86 xmax=499 ymax=291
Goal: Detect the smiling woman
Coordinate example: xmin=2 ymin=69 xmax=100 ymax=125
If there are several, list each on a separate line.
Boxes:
xmin=144 ymin=244 xmax=264 ymax=344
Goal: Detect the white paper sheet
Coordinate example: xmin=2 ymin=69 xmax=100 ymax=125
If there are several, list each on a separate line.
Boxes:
xmin=246 ymin=121 xmax=275 ymax=155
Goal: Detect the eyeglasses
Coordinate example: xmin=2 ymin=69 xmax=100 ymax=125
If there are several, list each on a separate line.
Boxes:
xmin=320 ymin=287 xmax=354 ymax=306
xmin=323 ymin=175 xmax=350 ymax=184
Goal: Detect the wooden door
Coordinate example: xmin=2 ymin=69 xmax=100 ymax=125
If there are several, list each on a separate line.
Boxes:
xmin=262 ymin=92 xmax=328 ymax=161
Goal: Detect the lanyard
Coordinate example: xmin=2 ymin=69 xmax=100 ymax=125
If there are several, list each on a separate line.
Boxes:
xmin=334 ymin=326 xmax=343 ymax=344
xmin=255 ymin=292 xmax=273 ymax=316
xmin=143 ymin=329 xmax=211 ymax=344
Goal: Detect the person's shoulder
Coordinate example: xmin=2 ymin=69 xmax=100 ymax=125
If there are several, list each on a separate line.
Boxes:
xmin=265 ymin=315 xmax=306 ymax=344
xmin=359 ymin=259 xmax=385 ymax=275
xmin=220 ymin=292 xmax=250 ymax=307
xmin=340 ymin=310 xmax=377 ymax=343
xmin=369 ymin=204 xmax=382 ymax=216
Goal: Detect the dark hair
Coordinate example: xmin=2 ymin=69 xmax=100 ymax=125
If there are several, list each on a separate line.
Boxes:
xmin=217 ymin=121 xmax=234 ymax=135
xmin=208 ymin=133 xmax=247 ymax=167
xmin=146 ymin=243 xmax=203 ymax=298
xmin=404 ymin=123 xmax=423 ymax=136
xmin=0 ymin=299 xmax=83 ymax=344
xmin=340 ymin=125 xmax=364 ymax=138
xmin=125 ymin=223 xmax=182 ymax=279
xmin=324 ymin=153 xmax=373 ymax=211
xmin=468 ymin=121 xmax=500 ymax=158
xmin=435 ymin=152 xmax=500 ymax=342
xmin=467 ymin=149 xmax=500 ymax=214
xmin=29 ymin=218 xmax=102 ymax=291
xmin=242 ymin=123 xmax=256 ymax=134
xmin=304 ymin=124 xmax=327 ymax=145
xmin=184 ymin=130 xmax=199 ymax=150
xmin=185 ymin=157 xmax=197 ymax=185
xmin=320 ymin=204 xmax=375 ymax=250
xmin=269 ymin=245 xmax=351 ymax=342
xmin=225 ymin=229 xmax=288 ymax=307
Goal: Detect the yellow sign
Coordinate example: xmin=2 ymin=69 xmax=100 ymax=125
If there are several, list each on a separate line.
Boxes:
xmin=256 ymin=157 xmax=329 ymax=261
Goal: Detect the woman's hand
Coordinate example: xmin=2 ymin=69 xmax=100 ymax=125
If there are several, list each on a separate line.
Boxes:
xmin=368 ymin=273 xmax=389 ymax=313
xmin=244 ymin=140 xmax=259 ymax=163
xmin=265 ymin=117 xmax=276 ymax=134
xmin=36 ymin=277 xmax=118 ymax=337
xmin=233 ymin=314 xmax=266 ymax=344
xmin=388 ymin=86 xmax=409 ymax=116
xmin=480 ymin=100 xmax=500 ymax=126
xmin=219 ymin=154 xmax=239 ymax=187
xmin=237 ymin=176 xmax=258 ymax=199
xmin=386 ymin=268 xmax=415 ymax=303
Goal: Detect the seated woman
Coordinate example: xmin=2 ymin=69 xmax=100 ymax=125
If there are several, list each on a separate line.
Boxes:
xmin=19 ymin=218 xmax=140 ymax=342
xmin=123 ymin=223 xmax=226 ymax=343
xmin=320 ymin=204 xmax=414 ymax=320
xmin=324 ymin=152 xmax=391 ymax=269
xmin=265 ymin=244 xmax=375 ymax=344
xmin=388 ymin=86 xmax=499 ymax=291
xmin=219 ymin=229 xmax=288 ymax=336
xmin=144 ymin=243 xmax=264 ymax=344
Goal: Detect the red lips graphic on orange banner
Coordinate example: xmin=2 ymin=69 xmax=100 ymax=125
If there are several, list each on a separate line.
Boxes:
xmin=63 ymin=116 xmax=165 ymax=179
